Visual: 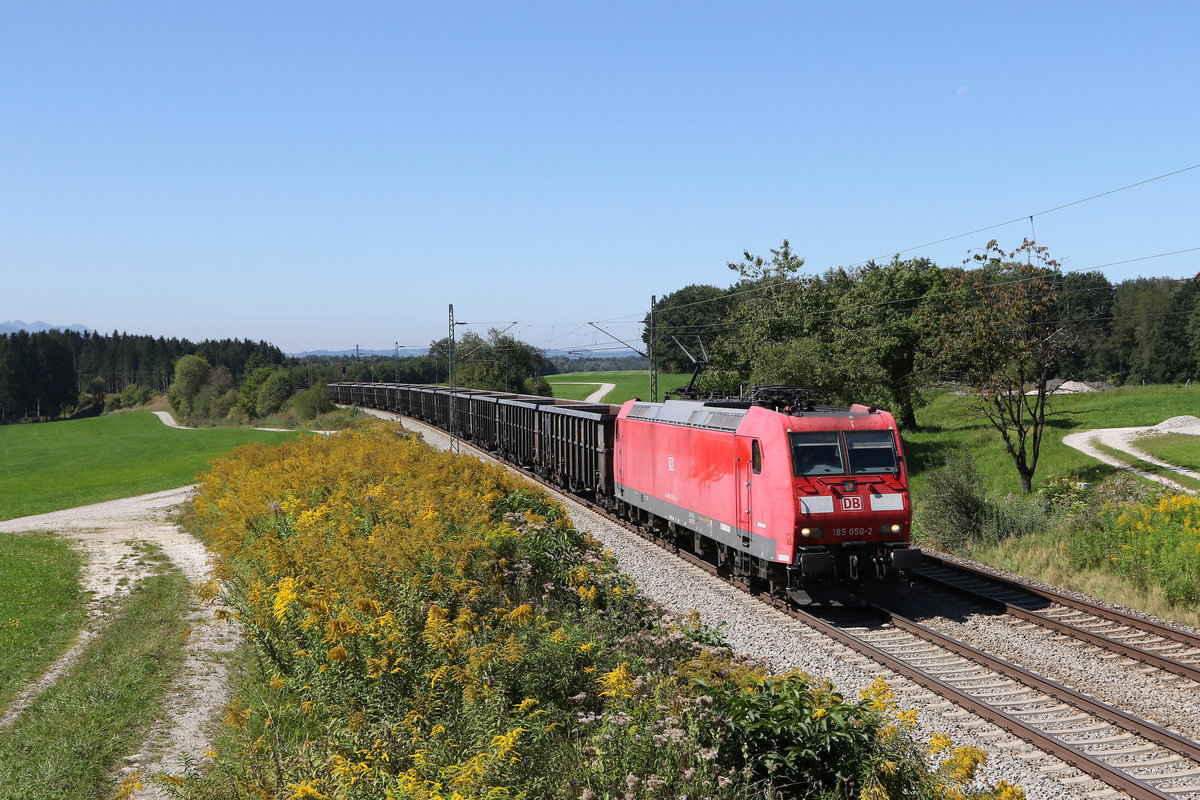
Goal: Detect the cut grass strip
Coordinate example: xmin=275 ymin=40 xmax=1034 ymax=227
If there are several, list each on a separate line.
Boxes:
xmin=1131 ymin=431 xmax=1200 ymax=473
xmin=546 ymin=370 xmax=691 ymax=404
xmin=0 ymin=569 xmax=191 ymax=799
xmin=0 ymin=412 xmax=303 ymax=520
xmin=0 ymin=533 xmax=84 ymax=713
xmin=1090 ymin=439 xmax=1200 ymax=492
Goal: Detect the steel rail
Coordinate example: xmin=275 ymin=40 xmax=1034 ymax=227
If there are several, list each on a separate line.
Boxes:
xmin=863 ymin=603 xmax=1200 ymax=757
xmin=787 ymin=604 xmax=1180 ymax=800
xmin=631 ymin=540 xmax=1194 ymax=800
xmin=911 ymin=562 xmax=1200 ymax=684
xmin=920 ymin=553 xmax=1200 ymax=655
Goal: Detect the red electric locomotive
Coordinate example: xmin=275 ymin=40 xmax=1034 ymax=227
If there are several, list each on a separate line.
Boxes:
xmin=326 ymin=381 xmax=919 ymax=599
xmin=612 ymin=386 xmax=919 ymax=597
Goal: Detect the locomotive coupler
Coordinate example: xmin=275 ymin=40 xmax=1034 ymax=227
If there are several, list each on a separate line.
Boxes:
xmin=872 ymin=554 xmax=889 ymax=581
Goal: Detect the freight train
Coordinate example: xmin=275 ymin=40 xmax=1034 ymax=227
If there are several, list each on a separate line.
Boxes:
xmin=327 ymin=382 xmax=919 ymax=599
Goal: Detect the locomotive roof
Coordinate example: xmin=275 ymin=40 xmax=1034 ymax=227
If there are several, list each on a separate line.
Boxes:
xmin=624 ymin=398 xmax=876 ymax=432
xmin=625 ymin=399 xmax=750 ymax=431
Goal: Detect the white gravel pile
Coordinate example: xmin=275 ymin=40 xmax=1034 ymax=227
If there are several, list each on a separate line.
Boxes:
xmin=367 ymin=411 xmax=1110 ymax=800
xmin=1155 ymin=415 xmax=1200 ymax=432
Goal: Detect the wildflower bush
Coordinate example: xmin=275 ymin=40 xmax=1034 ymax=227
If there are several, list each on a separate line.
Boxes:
xmin=179 ymin=422 xmax=1022 ymax=799
xmin=1067 ymin=490 xmax=1200 ymax=605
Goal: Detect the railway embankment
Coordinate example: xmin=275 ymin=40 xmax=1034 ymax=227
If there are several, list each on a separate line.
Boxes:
xmin=369 ymin=409 xmax=1113 ymax=800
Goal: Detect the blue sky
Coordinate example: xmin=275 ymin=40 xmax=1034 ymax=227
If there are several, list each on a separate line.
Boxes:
xmin=3 ymin=2 xmax=1197 ymax=354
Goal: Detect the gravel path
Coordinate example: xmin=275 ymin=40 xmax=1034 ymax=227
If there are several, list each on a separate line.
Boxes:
xmin=0 ymin=488 xmax=235 ymax=800
xmin=362 ymin=409 xmax=1108 ymax=800
xmin=1062 ymin=416 xmax=1200 ymax=494
xmin=152 ymin=409 xmax=332 ymax=435
xmin=152 ymin=410 xmax=193 ymax=429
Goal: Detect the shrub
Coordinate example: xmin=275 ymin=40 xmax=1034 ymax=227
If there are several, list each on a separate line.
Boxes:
xmin=981 ymin=493 xmax=1048 ymax=545
xmin=255 ymin=371 xmax=293 ymax=417
xmin=915 ymin=450 xmax=988 ymax=549
xmin=291 ymin=383 xmax=333 ymax=421
xmin=1036 ymin=474 xmax=1091 ymax=515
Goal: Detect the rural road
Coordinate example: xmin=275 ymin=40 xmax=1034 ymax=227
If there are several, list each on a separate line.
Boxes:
xmin=1061 ymin=416 xmax=1200 ymax=494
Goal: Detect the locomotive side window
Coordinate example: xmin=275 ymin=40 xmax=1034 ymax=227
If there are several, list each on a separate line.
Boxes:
xmin=751 ymin=440 xmax=762 ymax=474
xmin=845 ymin=430 xmax=899 ymax=475
xmin=789 ymin=432 xmax=843 ymax=476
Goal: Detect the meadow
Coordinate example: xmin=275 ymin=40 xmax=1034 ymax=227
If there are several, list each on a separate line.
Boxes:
xmin=0 ymin=566 xmax=191 ymax=799
xmin=0 ymin=412 xmax=303 ymax=520
xmin=546 ymin=370 xmax=691 ymax=404
xmin=0 ymin=411 xmax=303 ymax=799
xmin=1089 ymin=441 xmax=1200 ymax=492
xmin=905 ymin=384 xmax=1200 ymax=496
xmin=1134 ymin=430 xmax=1200 ymax=472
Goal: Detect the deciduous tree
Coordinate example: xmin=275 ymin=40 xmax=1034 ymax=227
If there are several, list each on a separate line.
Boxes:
xmin=923 ymin=240 xmax=1074 ymax=493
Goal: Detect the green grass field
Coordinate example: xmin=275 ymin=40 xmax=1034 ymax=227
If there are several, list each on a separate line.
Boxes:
xmin=0 ymin=534 xmax=84 ymax=713
xmin=906 ymin=385 xmax=1200 ymax=495
xmin=0 ymin=413 xmax=303 ymax=521
xmin=546 ymin=370 xmax=691 ymax=404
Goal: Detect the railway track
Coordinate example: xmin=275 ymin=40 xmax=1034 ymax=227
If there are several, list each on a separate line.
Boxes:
xmin=910 ymin=555 xmax=1200 ymax=686
xmin=571 ymin=509 xmax=1200 ymax=796
xmin=805 ymin=604 xmax=1200 ymax=799
xmin=366 ymin=408 xmax=1200 ymax=799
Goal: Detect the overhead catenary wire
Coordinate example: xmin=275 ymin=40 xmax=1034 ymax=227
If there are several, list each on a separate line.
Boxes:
xmin=544 ymin=247 xmax=1200 ymax=344
xmin=573 ymin=161 xmax=1200 ymax=327
xmin=844 ymin=162 xmax=1200 ymax=270
xmin=401 ymin=163 xmax=1200 ymax=355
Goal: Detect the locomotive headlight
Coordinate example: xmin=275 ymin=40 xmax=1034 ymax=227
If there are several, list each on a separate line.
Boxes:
xmin=799 ymin=526 xmax=823 ymax=538
xmin=883 ymin=523 xmax=904 ymax=535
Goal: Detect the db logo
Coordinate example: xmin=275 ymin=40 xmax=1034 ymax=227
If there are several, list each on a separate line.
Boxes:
xmin=841 ymin=496 xmax=864 ymax=512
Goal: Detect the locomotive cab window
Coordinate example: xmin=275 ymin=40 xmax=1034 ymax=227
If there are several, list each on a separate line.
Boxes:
xmin=789 ymin=432 xmax=843 ymax=476
xmin=845 ymin=430 xmax=899 ymax=475
xmin=751 ymin=440 xmax=762 ymax=474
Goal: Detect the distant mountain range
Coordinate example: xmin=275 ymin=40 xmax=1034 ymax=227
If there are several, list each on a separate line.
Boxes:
xmin=0 ymin=320 xmax=92 ymax=335
xmin=287 ymin=347 xmax=643 ymax=359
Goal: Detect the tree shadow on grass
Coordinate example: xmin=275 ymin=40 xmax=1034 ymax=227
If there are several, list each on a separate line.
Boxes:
xmin=902 ymin=438 xmax=946 ymax=476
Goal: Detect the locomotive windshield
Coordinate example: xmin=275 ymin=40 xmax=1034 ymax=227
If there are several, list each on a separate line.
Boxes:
xmin=789 ymin=430 xmax=899 ymax=476
xmin=789 ymin=432 xmax=844 ymax=476
xmin=844 ymin=430 xmax=899 ymax=475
